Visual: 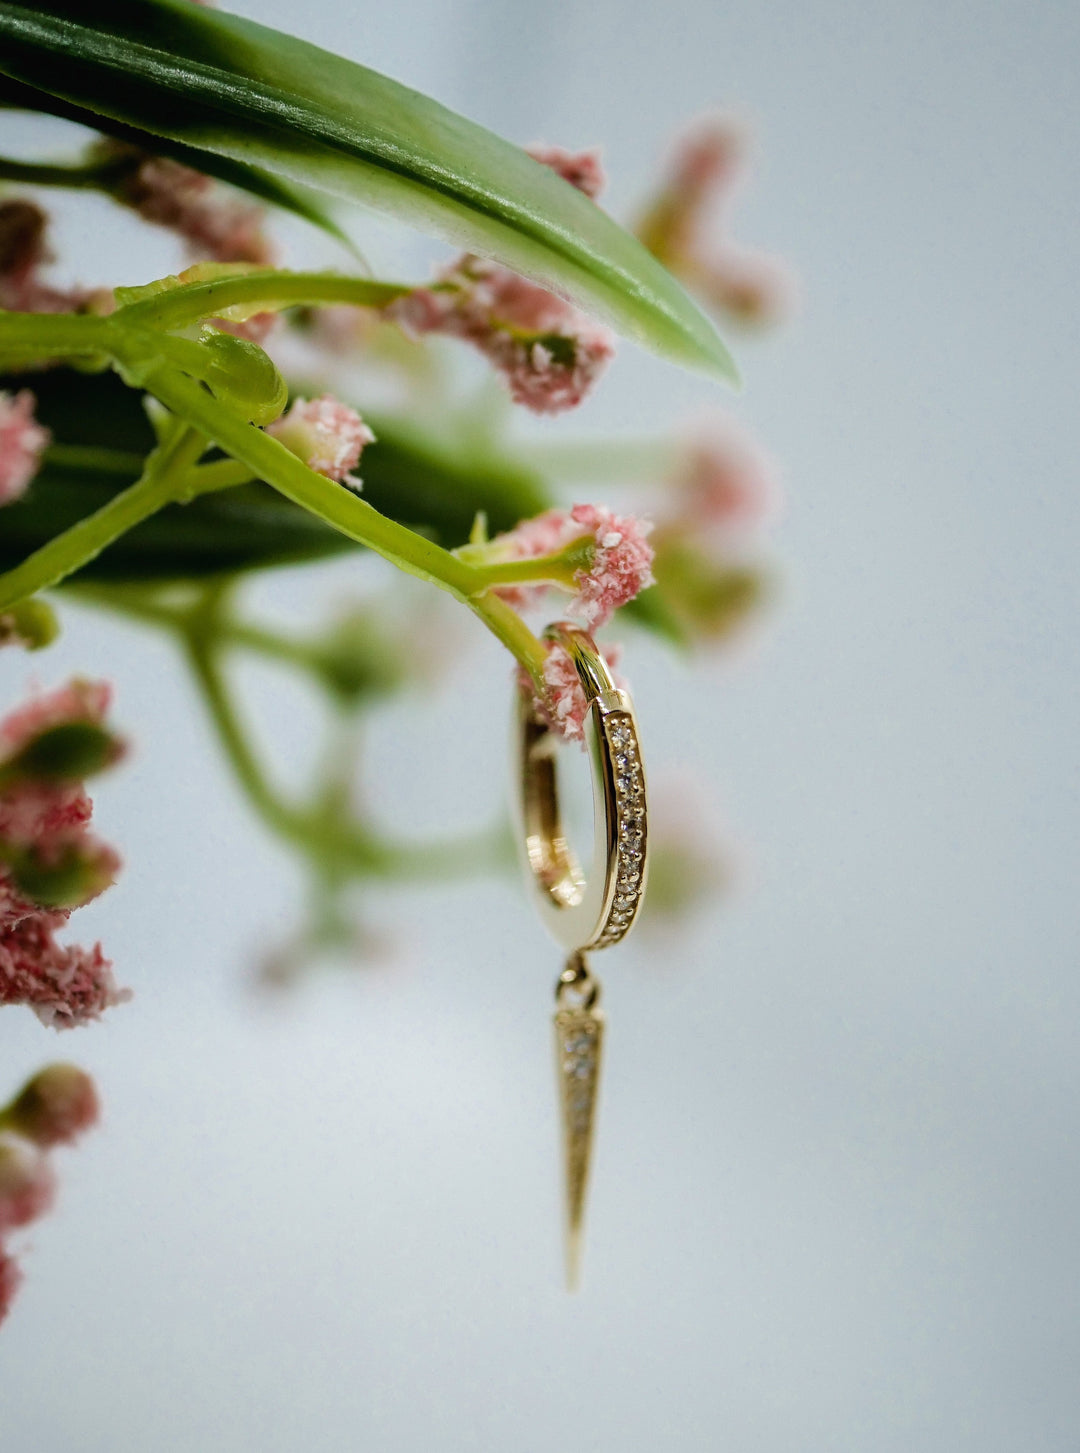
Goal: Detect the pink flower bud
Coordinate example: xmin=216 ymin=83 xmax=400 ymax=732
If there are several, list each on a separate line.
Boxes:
xmin=387 ymin=255 xmax=614 ymax=415
xmin=564 ymin=504 xmax=654 ymax=628
xmin=526 ymin=144 xmax=606 ymax=200
xmin=0 ymin=679 xmax=111 ymax=758
xmin=0 ymin=199 xmax=99 ymax=316
xmin=107 ymin=148 xmax=275 ymax=265
xmin=0 ymin=680 xmax=128 ymax=1026
xmin=266 ymin=394 xmax=374 ymax=489
xmin=0 ymin=1246 xmax=21 ymax=1327
xmin=488 ymin=505 xmax=653 ymax=626
xmin=521 ymin=638 xmax=625 ymax=746
xmin=2 ymin=1064 xmax=100 ymax=1148
xmin=668 ymin=423 xmax=781 ymax=534
xmin=637 ymin=114 xmax=793 ymax=329
xmin=0 ymin=391 xmax=50 ymax=506
xmin=0 ymin=1135 xmax=56 ymax=1233
xmin=0 ymin=920 xmax=130 ymax=1029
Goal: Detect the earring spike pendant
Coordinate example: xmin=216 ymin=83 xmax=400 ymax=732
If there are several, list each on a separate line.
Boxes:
xmin=554 ymin=951 xmax=605 ymax=1290
xmin=513 ymin=623 xmax=649 ymax=1287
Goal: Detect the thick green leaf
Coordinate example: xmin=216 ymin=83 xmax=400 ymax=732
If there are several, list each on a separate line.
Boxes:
xmin=0 ymin=72 xmax=355 ymax=251
xmin=0 ymin=0 xmax=737 ymax=381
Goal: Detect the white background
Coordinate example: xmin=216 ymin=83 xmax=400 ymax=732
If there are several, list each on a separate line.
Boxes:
xmin=2 ymin=0 xmax=1080 ymax=1448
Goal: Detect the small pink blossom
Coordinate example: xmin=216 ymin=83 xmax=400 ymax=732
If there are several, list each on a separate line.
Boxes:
xmin=0 ymin=391 xmax=50 ymax=506
xmin=0 ymin=200 xmax=104 ymax=317
xmin=669 ymin=423 xmax=780 ymax=534
xmin=388 ymin=255 xmax=614 ymax=415
xmin=521 ymin=639 xmax=625 ymax=745
xmin=0 ymin=679 xmax=111 ymax=760
xmin=565 ymin=503 xmax=654 ymax=627
xmin=0 ymin=1247 xmax=20 ymax=1327
xmin=0 ymin=921 xmax=129 ymax=1030
xmin=112 ymin=152 xmax=274 ymax=265
xmin=266 ymin=395 xmax=375 ymax=489
xmin=0 ymin=680 xmax=127 ymax=1028
xmin=3 ymin=1064 xmax=100 ymax=1148
xmin=209 ymin=311 xmax=278 ymax=345
xmin=0 ymin=1135 xmax=56 ymax=1234
xmin=488 ymin=504 xmax=653 ymax=625
xmin=526 ymin=144 xmax=606 ymax=200
xmin=637 ymin=115 xmax=793 ymax=328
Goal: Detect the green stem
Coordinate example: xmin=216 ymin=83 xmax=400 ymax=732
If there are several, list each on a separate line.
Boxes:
xmin=184 ymin=458 xmax=257 ymax=494
xmin=0 ymin=154 xmax=128 ymax=190
xmin=125 ymin=359 xmax=479 ymax=596
xmin=0 ymin=425 xmax=207 ymax=611
xmin=115 ymin=271 xmax=409 ymax=332
xmin=0 ymin=310 xmax=111 ymax=359
xmin=465 ymin=592 xmax=548 ymax=689
xmin=44 ymin=444 xmax=147 ymax=476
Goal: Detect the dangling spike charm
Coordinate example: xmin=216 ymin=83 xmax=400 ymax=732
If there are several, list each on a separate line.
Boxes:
xmin=553 ymin=951 xmax=605 ymax=1290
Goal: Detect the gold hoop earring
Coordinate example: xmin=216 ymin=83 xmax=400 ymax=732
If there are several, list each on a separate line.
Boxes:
xmin=514 ymin=622 xmax=648 ymax=1286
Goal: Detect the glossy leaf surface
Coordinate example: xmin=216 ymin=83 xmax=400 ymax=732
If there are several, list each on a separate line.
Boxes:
xmin=0 ymin=0 xmax=737 ymax=380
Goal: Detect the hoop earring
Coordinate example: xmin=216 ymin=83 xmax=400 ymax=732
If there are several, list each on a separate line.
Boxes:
xmin=514 ymin=623 xmax=648 ymax=1286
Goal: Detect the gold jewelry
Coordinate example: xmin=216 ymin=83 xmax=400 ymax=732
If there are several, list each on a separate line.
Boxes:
xmin=514 ymin=622 xmax=648 ymax=1286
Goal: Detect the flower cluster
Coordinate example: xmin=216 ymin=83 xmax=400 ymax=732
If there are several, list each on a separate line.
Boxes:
xmin=526 ymin=143 xmax=606 ymax=201
xmin=637 ymin=117 xmax=792 ymax=326
xmin=0 ymin=389 xmax=49 ymax=507
xmin=648 ymin=419 xmax=779 ymax=643
xmin=519 ymin=639 xmax=624 ymax=744
xmin=386 ymin=145 xmax=614 ymax=414
xmin=266 ymin=395 xmax=375 ymax=488
xmin=102 ymin=145 xmax=275 ymax=266
xmin=0 ymin=199 xmax=97 ymax=316
xmin=0 ymin=1063 xmax=100 ymax=1326
xmin=0 ymin=680 xmax=129 ymax=1029
xmin=488 ymin=503 xmax=654 ymax=628
xmin=388 ymin=258 xmax=615 ymax=415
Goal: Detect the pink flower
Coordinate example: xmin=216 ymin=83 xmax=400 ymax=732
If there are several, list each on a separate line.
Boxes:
xmin=668 ymin=423 xmax=780 ymax=534
xmin=2 ymin=1064 xmax=100 ymax=1148
xmin=110 ymin=151 xmax=274 ymax=265
xmin=564 ymin=504 xmax=654 ymax=627
xmin=266 ymin=395 xmax=375 ymax=489
xmin=489 ymin=504 xmax=653 ymax=627
xmin=0 ymin=680 xmax=127 ymax=1029
xmin=0 ymin=1246 xmax=21 ymax=1327
xmin=0 ymin=921 xmax=129 ymax=1030
xmin=521 ymin=639 xmax=625 ymax=745
xmin=0 ymin=391 xmax=50 ymax=506
xmin=388 ymin=260 xmax=614 ymax=416
xmin=0 ymin=1135 xmax=56 ymax=1234
xmin=209 ymin=311 xmax=278 ymax=345
xmin=0 ymin=200 xmax=102 ymax=316
xmin=526 ymin=144 xmax=606 ymax=200
xmin=637 ymin=115 xmax=793 ymax=328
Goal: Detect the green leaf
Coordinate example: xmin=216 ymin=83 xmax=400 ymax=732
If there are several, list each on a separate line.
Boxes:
xmin=0 ymin=0 xmax=737 ymax=381
xmin=0 ymin=72 xmax=355 ymax=251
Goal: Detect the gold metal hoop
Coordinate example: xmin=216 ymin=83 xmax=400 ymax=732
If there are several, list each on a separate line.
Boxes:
xmin=514 ymin=623 xmax=648 ymax=952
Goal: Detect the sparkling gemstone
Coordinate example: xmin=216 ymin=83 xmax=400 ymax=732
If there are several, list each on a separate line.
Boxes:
xmin=609 ymin=721 xmax=630 ymax=745
xmin=615 ymin=895 xmax=636 ymax=911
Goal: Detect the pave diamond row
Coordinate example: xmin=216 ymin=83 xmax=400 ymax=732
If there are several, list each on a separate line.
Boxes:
xmin=595 ymin=713 xmax=646 ymax=947
xmin=556 ymin=1012 xmax=602 ymax=1134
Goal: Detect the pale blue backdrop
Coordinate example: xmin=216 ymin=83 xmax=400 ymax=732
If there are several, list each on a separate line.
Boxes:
xmin=2 ymin=1 xmax=1078 ymax=1449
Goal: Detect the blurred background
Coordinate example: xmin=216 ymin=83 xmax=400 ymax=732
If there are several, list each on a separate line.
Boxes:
xmin=3 ymin=0 xmax=1080 ymax=1448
